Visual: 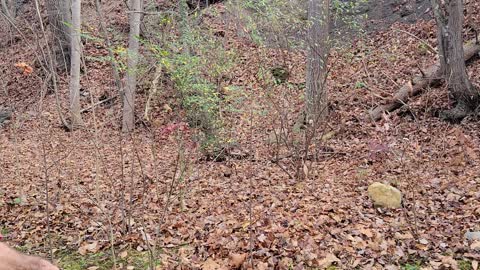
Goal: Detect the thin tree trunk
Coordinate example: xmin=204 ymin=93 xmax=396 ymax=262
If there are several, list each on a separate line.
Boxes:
xmin=94 ymin=0 xmax=123 ymax=92
xmin=69 ymin=0 xmax=83 ymax=128
xmin=122 ymin=0 xmax=142 ymax=132
xmin=1 ymin=0 xmax=12 ymax=18
xmin=305 ymin=0 xmax=330 ymax=124
xmin=47 ymin=0 xmax=71 ymax=72
xmin=367 ymin=37 xmax=480 ymax=121
xmin=431 ymin=0 xmax=479 ymax=121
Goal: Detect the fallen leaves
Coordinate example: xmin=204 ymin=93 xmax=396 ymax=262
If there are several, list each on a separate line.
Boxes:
xmin=78 ymin=241 xmax=100 ymax=255
xmin=1 ymin=1 xmax=480 ymax=270
xmin=471 ymin=241 xmax=480 ymax=251
xmin=228 ymin=253 xmax=247 ymax=268
xmin=14 ymin=62 xmax=33 ymax=75
xmin=201 ymin=258 xmax=227 ymax=270
xmin=317 ymin=253 xmax=340 ymax=269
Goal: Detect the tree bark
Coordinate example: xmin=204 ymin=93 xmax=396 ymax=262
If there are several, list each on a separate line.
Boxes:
xmin=121 ymin=0 xmax=142 ymax=132
xmin=47 ymin=0 xmax=71 ymax=72
xmin=305 ymin=0 xmax=330 ymax=124
xmin=431 ymin=0 xmax=479 ymax=121
xmin=69 ymin=0 xmax=83 ymax=128
xmin=368 ymin=38 xmax=480 ymax=121
xmin=1 ymin=0 xmax=12 ymax=18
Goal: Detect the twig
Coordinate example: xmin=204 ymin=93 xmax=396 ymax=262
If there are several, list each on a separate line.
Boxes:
xmin=40 ymin=134 xmax=53 ymax=261
xmin=94 ymin=0 xmax=123 ymax=94
xmin=392 ymin=28 xmax=437 ymax=54
xmin=416 ymin=63 xmax=426 ymax=77
xmin=80 ymin=95 xmax=118 ymax=113
xmin=33 ymin=0 xmax=71 ymax=130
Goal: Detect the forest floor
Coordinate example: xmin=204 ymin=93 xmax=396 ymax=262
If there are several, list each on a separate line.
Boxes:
xmin=1 ymin=1 xmax=480 ymax=270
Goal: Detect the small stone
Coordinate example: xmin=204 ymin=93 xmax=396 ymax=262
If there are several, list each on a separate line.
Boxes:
xmin=368 ymin=182 xmax=402 ymax=208
xmin=465 ymin=231 xmax=480 ymax=241
xmin=419 ymin=238 xmax=429 ymax=245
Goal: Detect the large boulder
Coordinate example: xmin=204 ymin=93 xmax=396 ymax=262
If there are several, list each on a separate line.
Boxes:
xmin=368 ymin=182 xmax=402 ymax=209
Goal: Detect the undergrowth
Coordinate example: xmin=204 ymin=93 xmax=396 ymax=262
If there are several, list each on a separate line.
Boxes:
xmin=145 ymin=7 xmax=237 ymax=157
xmin=56 ymin=248 xmax=161 ymax=270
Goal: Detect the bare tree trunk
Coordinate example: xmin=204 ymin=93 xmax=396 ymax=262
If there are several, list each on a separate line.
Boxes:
xmin=69 ymin=0 xmax=83 ymax=128
xmin=431 ymin=0 xmax=479 ymax=121
xmin=1 ymin=0 xmax=12 ymax=18
xmin=47 ymin=0 xmax=71 ymax=72
xmin=94 ymin=0 xmax=123 ymax=92
xmin=305 ymin=0 xmax=330 ymax=124
xmin=122 ymin=0 xmax=142 ymax=132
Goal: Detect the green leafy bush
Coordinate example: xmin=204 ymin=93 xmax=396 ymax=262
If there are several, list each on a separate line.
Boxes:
xmin=147 ymin=7 xmax=236 ymax=156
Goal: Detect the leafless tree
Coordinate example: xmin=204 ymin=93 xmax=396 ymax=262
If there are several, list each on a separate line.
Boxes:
xmin=305 ymin=0 xmax=330 ymax=124
xmin=431 ymin=0 xmax=479 ymax=121
xmin=69 ymin=0 xmax=83 ymax=128
xmin=47 ymin=0 xmax=71 ymax=72
xmin=122 ymin=0 xmax=142 ymax=132
xmin=1 ymin=0 xmax=12 ymax=18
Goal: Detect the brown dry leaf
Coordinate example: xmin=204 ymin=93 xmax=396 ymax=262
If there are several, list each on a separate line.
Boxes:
xmin=256 ymin=261 xmax=269 ymax=270
xmin=78 ymin=241 xmax=99 ymax=255
xmin=439 ymin=255 xmax=459 ymax=270
xmin=278 ymin=257 xmax=294 ymax=270
xmin=229 ymin=253 xmax=247 ymax=268
xmin=471 ymin=241 xmax=480 ymax=251
xmin=406 ymin=80 xmax=413 ymax=94
xmin=163 ymin=104 xmax=173 ymax=113
xmin=359 ymin=228 xmax=374 ymax=238
xmin=202 ymin=258 xmax=221 ymax=270
xmin=14 ymin=62 xmax=33 ymax=75
xmin=394 ymin=232 xmax=414 ymax=240
xmin=472 ymin=260 xmax=478 ymax=270
xmin=317 ymin=253 xmax=340 ymax=269
xmin=119 ymin=250 xmax=128 ymax=259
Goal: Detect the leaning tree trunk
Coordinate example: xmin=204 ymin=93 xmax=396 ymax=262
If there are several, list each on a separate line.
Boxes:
xmin=305 ymin=0 xmax=330 ymax=125
xmin=431 ymin=0 xmax=479 ymax=121
xmin=121 ymin=0 xmax=142 ymax=132
xmin=69 ymin=0 xmax=83 ymax=128
xmin=47 ymin=0 xmax=71 ymax=72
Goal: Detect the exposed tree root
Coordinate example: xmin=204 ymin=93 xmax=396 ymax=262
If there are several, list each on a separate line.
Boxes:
xmin=368 ymin=36 xmax=480 ymax=121
xmin=439 ymin=101 xmax=472 ymax=123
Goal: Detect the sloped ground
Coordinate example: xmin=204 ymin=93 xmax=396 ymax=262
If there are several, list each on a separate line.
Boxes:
xmin=1 ymin=1 xmax=480 ymax=269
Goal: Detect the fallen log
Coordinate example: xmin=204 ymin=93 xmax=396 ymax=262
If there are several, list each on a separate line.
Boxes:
xmin=368 ymin=37 xmax=480 ymax=121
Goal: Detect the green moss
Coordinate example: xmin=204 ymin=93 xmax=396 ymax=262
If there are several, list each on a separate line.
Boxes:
xmin=56 ymin=248 xmax=162 ymax=270
xmin=0 ymin=227 xmax=8 ymax=235
xmin=402 ymin=263 xmax=421 ymax=270
xmin=458 ymin=260 xmax=473 ymax=270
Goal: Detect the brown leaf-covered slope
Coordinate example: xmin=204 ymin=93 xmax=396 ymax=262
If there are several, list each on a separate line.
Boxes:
xmin=0 ymin=1 xmax=479 ymax=269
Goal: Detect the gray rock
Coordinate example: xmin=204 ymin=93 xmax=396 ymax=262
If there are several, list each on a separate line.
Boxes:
xmin=465 ymin=231 xmax=480 ymax=241
xmin=0 ymin=107 xmax=12 ymax=125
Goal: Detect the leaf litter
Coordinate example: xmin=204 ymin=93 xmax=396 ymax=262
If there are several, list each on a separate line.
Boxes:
xmin=0 ymin=1 xmax=480 ymax=269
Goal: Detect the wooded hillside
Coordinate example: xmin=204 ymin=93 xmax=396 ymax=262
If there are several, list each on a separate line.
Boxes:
xmin=1 ymin=0 xmax=480 ymax=269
